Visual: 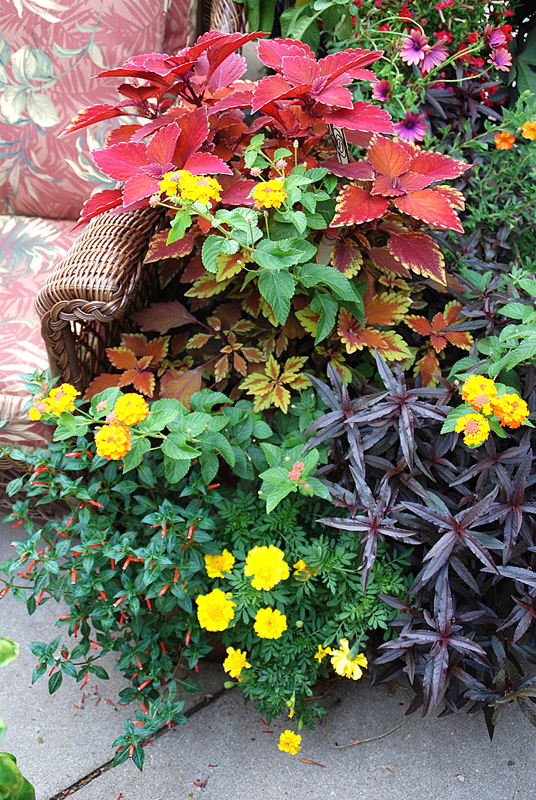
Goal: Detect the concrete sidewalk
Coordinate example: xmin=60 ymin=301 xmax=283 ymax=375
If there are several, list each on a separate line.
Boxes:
xmin=1 ymin=522 xmax=535 ymax=800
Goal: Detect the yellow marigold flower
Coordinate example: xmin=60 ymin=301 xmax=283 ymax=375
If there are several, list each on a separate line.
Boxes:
xmin=196 ymin=588 xmax=235 ymax=632
xmin=494 ymin=130 xmax=515 ymax=150
xmin=492 ymin=393 xmax=530 ymax=429
xmin=114 ymin=393 xmax=150 ymax=426
xmin=292 ymin=559 xmax=318 ymax=582
xmin=454 ymin=413 xmax=490 ymax=447
xmin=521 ymin=121 xmax=536 ymax=140
xmin=47 ymin=383 xmax=79 ymax=415
xmin=204 ymin=550 xmax=236 ymax=579
xmin=330 ymin=638 xmax=368 ymax=681
xmin=278 ymin=730 xmax=302 ymax=755
xmin=222 ymin=646 xmax=251 ymax=680
xmin=461 ymin=375 xmax=497 ymax=415
xmin=252 ymin=178 xmax=287 ymax=209
xmin=244 ymin=545 xmax=290 ymax=591
xmin=253 ymin=607 xmax=287 ymax=639
xmin=178 ymin=170 xmax=222 ymax=205
xmin=314 ymin=644 xmax=331 ymax=664
xmin=94 ymin=423 xmax=132 ymax=460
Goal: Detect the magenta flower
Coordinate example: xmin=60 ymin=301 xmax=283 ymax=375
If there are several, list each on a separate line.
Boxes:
xmin=394 ymin=110 xmax=427 ymax=142
xmin=484 ymin=25 xmax=507 ymax=49
xmin=420 ymin=39 xmax=449 ymax=72
xmin=400 ymin=29 xmax=429 ymax=66
xmin=371 ymin=79 xmax=391 ymax=102
xmin=488 ymin=47 xmax=512 ymax=72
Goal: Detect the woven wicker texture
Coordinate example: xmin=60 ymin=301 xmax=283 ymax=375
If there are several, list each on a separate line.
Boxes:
xmin=36 ymin=207 xmax=162 ymax=392
xmin=200 ymin=0 xmax=248 ymax=34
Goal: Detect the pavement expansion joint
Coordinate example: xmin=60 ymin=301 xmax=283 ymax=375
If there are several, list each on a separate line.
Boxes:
xmin=46 ymin=686 xmax=229 ymax=800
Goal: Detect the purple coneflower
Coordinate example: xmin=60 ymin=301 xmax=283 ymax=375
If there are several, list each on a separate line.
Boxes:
xmin=488 ymin=47 xmax=512 ymax=72
xmin=371 ymin=79 xmax=391 ymax=102
xmin=420 ymin=39 xmax=448 ymax=72
xmin=394 ymin=110 xmax=427 ymax=142
xmin=400 ymin=29 xmax=429 ymax=66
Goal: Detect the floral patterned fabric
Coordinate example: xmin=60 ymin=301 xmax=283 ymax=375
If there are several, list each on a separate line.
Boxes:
xmin=0 ymin=215 xmax=78 ymax=446
xmin=0 ymin=0 xmax=194 ymax=220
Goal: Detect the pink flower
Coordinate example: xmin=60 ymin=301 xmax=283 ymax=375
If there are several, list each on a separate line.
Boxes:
xmin=371 ymin=79 xmax=391 ymax=102
xmin=96 ymin=400 xmax=108 ymax=411
xmin=105 ymin=411 xmax=116 ymax=424
xmin=394 ymin=110 xmax=427 ymax=142
xmin=488 ymin=47 xmax=512 ymax=72
xmin=400 ymin=29 xmax=429 ymax=65
xmin=484 ymin=25 xmax=507 ymax=49
xmin=421 ymin=39 xmax=449 ymax=71
xmin=275 ymin=158 xmax=287 ymax=170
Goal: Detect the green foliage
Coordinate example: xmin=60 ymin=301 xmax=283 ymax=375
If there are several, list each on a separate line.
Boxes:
xmin=0 ymin=633 xmax=35 ymax=799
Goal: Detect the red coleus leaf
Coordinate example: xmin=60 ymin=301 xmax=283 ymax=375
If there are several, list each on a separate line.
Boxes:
xmin=76 ymin=189 xmax=123 ymax=226
xmin=257 ymin=38 xmax=314 ymax=71
xmin=122 ymin=174 xmax=160 ymax=207
xmin=364 ymin=292 xmax=411 ymax=326
xmin=281 ymin=55 xmax=320 ymax=86
xmin=144 ymin=336 xmax=169 ymax=364
xmin=144 ymin=230 xmax=195 ymax=263
xmin=106 ymin=124 xmax=142 ymax=145
xmin=337 ymin=309 xmax=410 ymax=360
xmin=318 ymin=50 xmax=380 ymax=81
xmin=209 ymin=90 xmax=255 ymax=115
xmin=91 ymin=141 xmax=148 ymax=181
xmin=160 ymin=365 xmax=204 ymax=410
xmin=331 ymin=238 xmax=363 ymax=278
xmin=133 ymin=300 xmax=198 ymax=333
xmin=146 ymin=122 xmax=181 ymax=167
xmin=320 ymin=159 xmax=373 ymax=180
xmin=120 ymin=333 xmax=148 ymax=356
xmin=393 ymin=188 xmax=464 ymax=232
xmin=415 ymin=350 xmax=441 ymax=387
xmin=173 ymin=106 xmax=210 ymax=166
xmin=183 ymin=152 xmax=232 ymax=175
xmin=368 ymin=247 xmax=410 ymax=277
xmin=205 ymin=31 xmax=264 ymax=80
xmin=61 ymin=102 xmax=131 ymax=136
xmin=324 ymin=102 xmax=394 ymax=134
xmin=84 ymin=373 xmax=120 ymax=400
xmin=199 ymin=52 xmax=247 ymax=92
xmin=407 ymin=303 xmax=473 ymax=353
xmin=387 ymin=230 xmax=446 ymax=284
xmin=220 ymin=176 xmax=257 ymax=206
xmin=433 ymin=184 xmax=465 ymax=210
xmin=406 ymin=151 xmax=470 ymax=184
xmin=106 ymin=347 xmax=139 ymax=370
xmin=331 ymin=185 xmax=389 ymax=226
xmin=251 ymin=74 xmax=308 ymax=113
xmin=367 ymin=135 xmax=411 ymax=181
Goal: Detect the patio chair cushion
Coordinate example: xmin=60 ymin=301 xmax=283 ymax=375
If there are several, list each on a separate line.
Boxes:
xmin=0 ymin=0 xmax=192 ymax=221
xmin=0 ymin=215 xmax=78 ymax=448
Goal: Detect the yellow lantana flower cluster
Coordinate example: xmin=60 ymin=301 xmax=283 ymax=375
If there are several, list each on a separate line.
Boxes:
xmin=244 ymin=545 xmax=290 ymax=591
xmin=29 ymin=383 xmax=80 ymax=421
xmin=114 ymin=393 xmax=150 ymax=426
xmin=95 ymin=423 xmax=132 ymax=460
xmin=251 ymin=178 xmax=287 ymax=209
xmin=461 ymin=375 xmax=497 ymax=415
xmin=492 ymin=393 xmax=530 ymax=429
xmin=456 ymin=376 xmax=530 ymax=447
xmin=159 ymin=170 xmax=222 ymax=206
xmin=196 ymin=588 xmax=236 ymax=632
